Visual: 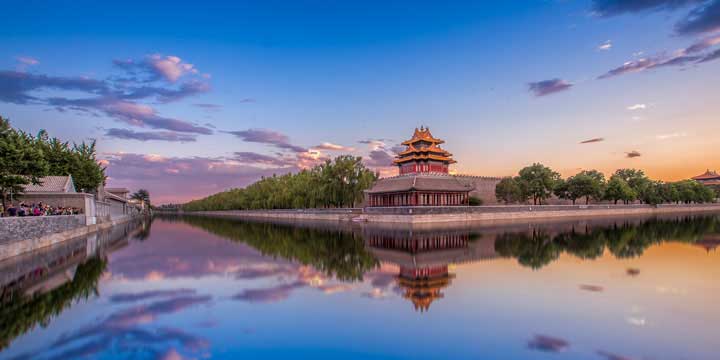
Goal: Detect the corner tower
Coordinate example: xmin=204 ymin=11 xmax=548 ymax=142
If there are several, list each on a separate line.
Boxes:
xmin=394 ymin=127 xmax=456 ymax=175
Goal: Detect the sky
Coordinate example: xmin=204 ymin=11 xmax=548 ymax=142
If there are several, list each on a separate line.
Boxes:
xmin=2 ymin=0 xmax=719 ymax=203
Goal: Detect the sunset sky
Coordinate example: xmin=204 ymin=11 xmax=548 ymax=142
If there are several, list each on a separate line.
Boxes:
xmin=2 ymin=1 xmax=719 ymax=203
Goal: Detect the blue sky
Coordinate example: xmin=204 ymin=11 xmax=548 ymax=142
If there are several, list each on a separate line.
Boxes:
xmin=2 ymin=0 xmax=719 ymax=202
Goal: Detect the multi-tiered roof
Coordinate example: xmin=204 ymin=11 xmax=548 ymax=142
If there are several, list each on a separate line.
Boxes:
xmin=393 ymin=127 xmax=456 ymax=167
xmin=692 ymin=170 xmax=720 ymax=186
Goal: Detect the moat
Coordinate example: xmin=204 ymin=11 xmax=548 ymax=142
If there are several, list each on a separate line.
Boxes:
xmin=1 ymin=213 xmax=719 ymax=359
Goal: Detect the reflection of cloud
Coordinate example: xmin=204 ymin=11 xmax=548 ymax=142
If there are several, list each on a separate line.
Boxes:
xmin=232 ymin=281 xmax=306 ymax=303
xmin=109 ymin=288 xmax=197 ymax=303
xmin=14 ymin=295 xmax=212 ymax=360
xmin=627 ymin=104 xmax=646 ymax=110
xmin=596 ymin=350 xmax=637 ymax=360
xmin=527 ymin=334 xmax=569 ymax=352
xmin=625 ymin=316 xmax=647 ymax=327
xmin=362 ymin=288 xmax=389 ymax=299
xmin=626 ymin=268 xmax=641 ymax=276
xmin=145 ymin=270 xmax=166 ymax=281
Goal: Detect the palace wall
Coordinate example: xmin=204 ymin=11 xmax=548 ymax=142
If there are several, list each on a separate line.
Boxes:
xmin=455 ymin=176 xmax=503 ymax=205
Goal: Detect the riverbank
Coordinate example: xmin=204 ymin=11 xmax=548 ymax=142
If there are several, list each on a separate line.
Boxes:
xmin=183 ymin=203 xmax=720 ymax=224
xmin=0 ymin=215 xmax=143 ymax=261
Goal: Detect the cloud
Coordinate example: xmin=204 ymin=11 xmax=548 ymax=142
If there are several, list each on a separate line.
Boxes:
xmin=114 ymin=54 xmax=199 ymax=83
xmin=656 ymin=132 xmax=688 ymax=140
xmin=527 ymin=335 xmax=570 ymax=352
xmin=591 ymin=0 xmax=704 ymax=17
xmin=105 ymin=128 xmax=198 ymax=142
xmin=597 ymin=40 xmax=613 ymax=50
xmin=528 ymin=79 xmax=573 ymax=96
xmin=47 ymin=97 xmax=213 ymax=134
xmin=193 ymin=103 xmax=223 ymax=110
xmin=365 ymin=150 xmax=395 ymax=167
xmin=0 ymin=54 xmax=215 ymax=136
xmin=579 ymin=284 xmax=605 ymax=292
xmin=625 ymin=150 xmax=642 ymax=158
xmin=102 ymin=152 xmax=299 ymax=203
xmin=108 ymin=289 xmax=197 ymax=303
xmin=580 ymin=137 xmax=605 ymax=144
xmin=313 ymin=142 xmax=355 ymax=152
xmin=0 ymin=70 xmax=108 ymax=104
xmin=698 ymin=47 xmax=720 ymax=62
xmin=627 ymin=104 xmax=647 ymax=110
xmin=16 ymin=56 xmax=39 ymax=65
xmin=225 ymin=128 xmax=307 ymax=153
xmin=119 ymin=80 xmax=210 ymax=103
xmin=233 ymin=151 xmax=295 ymax=167
xmin=675 ymin=0 xmax=720 ymax=35
xmin=685 ymin=34 xmax=720 ymax=53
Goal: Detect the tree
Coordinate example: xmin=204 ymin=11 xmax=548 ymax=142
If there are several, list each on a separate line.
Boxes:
xmin=183 ymin=155 xmax=378 ymax=211
xmin=604 ymin=175 xmax=636 ymax=204
xmin=131 ymin=189 xmax=151 ymax=207
xmin=68 ymin=141 xmax=105 ymax=193
xmin=577 ymin=170 xmax=606 ymax=204
xmin=613 ymin=169 xmax=649 ymax=201
xmin=0 ymin=117 xmax=49 ymax=212
xmin=495 ymin=177 xmax=523 ymax=204
xmin=516 ymin=163 xmax=561 ymax=205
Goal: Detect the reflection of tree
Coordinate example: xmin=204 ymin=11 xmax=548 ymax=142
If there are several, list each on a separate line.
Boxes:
xmin=496 ymin=215 xmax=720 ymax=269
xmin=132 ymin=217 xmax=153 ymax=241
xmin=0 ymin=256 xmax=107 ymax=350
xmin=178 ymin=216 xmax=379 ymax=282
xmin=495 ymin=229 xmax=561 ymax=270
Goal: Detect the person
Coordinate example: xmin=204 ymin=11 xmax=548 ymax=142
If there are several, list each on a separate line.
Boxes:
xmin=18 ymin=203 xmax=27 ymax=217
xmin=6 ymin=203 xmax=17 ymax=217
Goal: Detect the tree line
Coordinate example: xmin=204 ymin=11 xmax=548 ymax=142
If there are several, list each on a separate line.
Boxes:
xmin=0 ymin=117 xmax=105 ymax=210
xmin=495 ymin=163 xmax=717 ymax=205
xmin=183 ymin=155 xmax=378 ymax=211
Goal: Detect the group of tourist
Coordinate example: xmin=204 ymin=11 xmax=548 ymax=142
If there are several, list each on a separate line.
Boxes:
xmin=1 ymin=202 xmax=83 ymax=217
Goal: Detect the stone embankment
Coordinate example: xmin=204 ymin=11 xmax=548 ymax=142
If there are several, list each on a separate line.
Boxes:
xmin=0 ymin=214 xmax=140 ymax=261
xmin=188 ymin=203 xmax=720 ymax=224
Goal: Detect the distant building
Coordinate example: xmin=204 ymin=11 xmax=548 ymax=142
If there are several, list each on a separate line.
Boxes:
xmin=365 ymin=127 xmax=501 ymax=206
xmin=692 ymin=170 xmax=720 ymax=188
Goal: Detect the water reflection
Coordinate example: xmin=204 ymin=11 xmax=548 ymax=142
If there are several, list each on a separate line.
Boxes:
xmin=0 ymin=213 xmax=719 ymax=359
xmin=0 ymin=219 xmax=148 ymax=352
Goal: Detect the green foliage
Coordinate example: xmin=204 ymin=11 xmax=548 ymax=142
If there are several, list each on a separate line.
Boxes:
xmin=516 ymin=163 xmax=561 ymax=205
xmin=174 ymin=215 xmax=379 ymax=281
xmin=468 ymin=196 xmax=483 ymax=206
xmin=604 ymin=175 xmax=637 ymax=204
xmin=131 ymin=189 xmax=151 ymax=206
xmin=183 ymin=155 xmax=378 ymax=211
xmin=495 ymin=177 xmax=523 ymax=204
xmin=0 ymin=256 xmax=107 ymax=350
xmin=0 ymin=117 xmax=49 ymax=209
xmin=554 ymin=170 xmax=606 ymax=205
xmin=496 ymin=215 xmax=720 ymax=269
xmin=0 ymin=116 xmax=106 ymax=211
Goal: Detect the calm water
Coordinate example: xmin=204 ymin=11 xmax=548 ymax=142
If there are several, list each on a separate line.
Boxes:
xmin=1 ymin=214 xmax=720 ymax=360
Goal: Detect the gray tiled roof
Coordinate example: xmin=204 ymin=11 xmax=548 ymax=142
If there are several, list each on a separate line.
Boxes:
xmin=23 ymin=176 xmax=76 ymax=193
xmin=366 ymin=173 xmax=475 ymax=194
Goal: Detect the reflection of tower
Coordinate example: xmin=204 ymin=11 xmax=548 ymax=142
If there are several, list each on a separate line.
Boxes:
xmin=365 ymin=231 xmax=471 ymax=312
xmin=398 ymin=265 xmax=455 ymax=312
